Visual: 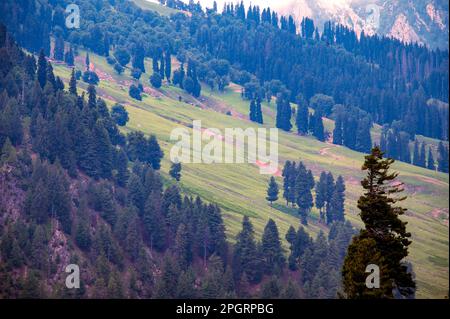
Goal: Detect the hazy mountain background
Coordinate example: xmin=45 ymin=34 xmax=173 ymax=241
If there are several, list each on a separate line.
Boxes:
xmin=172 ymin=0 xmax=449 ymax=49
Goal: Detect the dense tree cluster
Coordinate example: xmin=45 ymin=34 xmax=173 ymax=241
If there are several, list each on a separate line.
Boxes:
xmin=285 ymin=221 xmax=356 ymax=297
xmin=332 ymin=104 xmax=372 ymax=153
xmin=1 ymin=27 xmax=359 ymax=298
xmin=282 ymin=161 xmax=346 ymax=225
xmin=2 ymin=0 xmax=446 ymax=144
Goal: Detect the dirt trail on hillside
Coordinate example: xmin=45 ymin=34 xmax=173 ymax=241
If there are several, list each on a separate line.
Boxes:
xmin=193 ymin=126 xmax=281 ymax=176
xmin=430 ymin=208 xmax=449 ymax=226
xmin=319 ymin=146 xmax=345 ymax=162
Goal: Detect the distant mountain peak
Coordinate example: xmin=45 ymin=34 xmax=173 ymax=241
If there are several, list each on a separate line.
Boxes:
xmin=185 ymin=0 xmax=449 ymax=49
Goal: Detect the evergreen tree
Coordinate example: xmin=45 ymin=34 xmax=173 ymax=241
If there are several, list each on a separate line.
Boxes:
xmin=266 ymin=176 xmax=279 ymax=206
xmin=249 ymin=99 xmax=256 ymax=122
xmin=295 ymin=164 xmax=314 ymax=225
xmin=260 ymin=277 xmax=281 ymax=298
xmin=93 ymin=120 xmax=113 ymax=179
xmin=85 ymin=53 xmax=90 ymax=71
xmin=164 ymin=51 xmax=171 ymax=81
xmin=412 ymin=140 xmax=420 ymax=166
xmin=287 ymin=226 xmax=312 ymax=271
xmin=176 ymin=268 xmax=197 ymax=298
xmin=150 ymin=72 xmax=162 ymax=88
xmin=295 ymin=94 xmax=309 ymax=135
xmin=143 ymin=192 xmax=166 ymax=251
xmin=155 ymin=255 xmax=180 ymax=298
xmin=313 ymin=112 xmax=325 ymax=141
xmin=131 ymin=44 xmax=145 ymax=73
xmin=232 ymin=216 xmax=263 ymax=284
xmin=169 ymin=162 xmax=182 ymax=181
xmin=328 ymin=176 xmax=345 ymax=223
xmin=437 ymin=142 xmax=449 ymax=173
xmin=315 ymin=171 xmax=327 ymax=222
xmin=261 ymin=219 xmax=285 ymax=274
xmin=64 ymin=46 xmax=74 ymax=66
xmin=0 ymin=138 xmax=17 ymax=166
xmin=0 ymin=99 xmax=23 ymax=146
xmin=173 ymin=223 xmax=192 ymax=270
xmin=54 ymin=34 xmax=64 ymax=61
xmin=147 ymin=135 xmax=163 ymax=170
xmin=280 ymin=280 xmax=301 ymax=298
xmin=427 ymin=147 xmax=435 ymax=171
xmin=342 ymin=147 xmax=415 ymax=298
xmin=129 ymin=84 xmax=142 ymax=100
xmin=418 ymin=143 xmax=426 ymax=168
xmin=355 ymin=117 xmax=372 ymax=153
xmin=275 ymin=93 xmax=292 ymax=132
xmin=69 ymin=68 xmax=77 ymax=96
xmin=333 ymin=114 xmax=343 ymax=145
xmin=255 ymin=97 xmax=263 ymax=124
xmin=87 ymin=84 xmax=97 ymax=109
xmin=37 ymin=49 xmax=47 ymax=88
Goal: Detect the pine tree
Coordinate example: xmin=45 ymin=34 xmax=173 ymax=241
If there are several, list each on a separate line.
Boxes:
xmin=282 ymin=161 xmax=292 ymax=205
xmin=173 ymin=223 xmax=192 ymax=270
xmin=280 ymin=280 xmax=301 ymax=298
xmin=313 ymin=112 xmax=325 ymax=141
xmin=287 ymin=226 xmax=312 ymax=271
xmin=412 ymin=140 xmax=420 ymax=166
xmin=125 ymin=213 xmax=141 ymax=261
xmin=266 ymin=176 xmax=279 ymax=206
xmin=249 ymin=99 xmax=256 ymax=121
xmin=261 ymin=219 xmax=285 ymax=274
xmin=0 ymin=137 xmax=17 ymax=166
xmin=276 ymin=93 xmax=292 ymax=132
xmin=260 ymin=277 xmax=281 ymax=298
xmin=315 ymin=171 xmax=327 ymax=222
xmin=342 ymin=147 xmax=415 ymax=298
xmin=333 ymin=114 xmax=343 ymax=145
xmin=295 ymin=94 xmax=309 ymax=135
xmin=93 ymin=120 xmax=113 ymax=179
xmin=295 ymin=164 xmax=314 ymax=225
xmin=54 ymin=35 xmax=65 ymax=61
xmin=69 ymin=68 xmax=77 ymax=96
xmin=147 ymin=135 xmax=163 ymax=170
xmin=418 ymin=143 xmax=426 ymax=168
xmin=155 ymin=255 xmax=179 ymax=298
xmin=87 ymin=84 xmax=97 ymax=109
xmin=437 ymin=142 xmax=449 ymax=173
xmin=37 ymin=49 xmax=47 ymax=88
xmin=355 ymin=117 xmax=372 ymax=153
xmin=143 ymin=192 xmax=166 ymax=251
xmin=176 ymin=268 xmax=197 ymax=298
xmin=64 ymin=46 xmax=74 ymax=66
xmin=427 ymin=147 xmax=435 ymax=170
xmin=232 ymin=216 xmax=263 ymax=284
xmin=85 ymin=52 xmax=90 ymax=71
xmin=328 ymin=175 xmax=345 ymax=223
xmin=164 ymin=51 xmax=171 ymax=81
xmin=115 ymin=148 xmax=129 ymax=187
xmin=169 ymin=162 xmax=182 ymax=181
xmin=255 ymin=97 xmax=263 ymax=124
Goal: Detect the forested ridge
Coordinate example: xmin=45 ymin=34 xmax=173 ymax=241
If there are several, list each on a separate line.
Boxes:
xmin=0 ymin=0 xmax=446 ymax=299
xmin=0 ymin=23 xmax=358 ymax=298
xmin=2 ymin=0 xmax=449 ymax=140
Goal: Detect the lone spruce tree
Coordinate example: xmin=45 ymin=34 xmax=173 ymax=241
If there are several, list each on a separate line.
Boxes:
xmin=342 ymin=147 xmax=415 ymax=298
xmin=266 ymin=176 xmax=279 ymax=206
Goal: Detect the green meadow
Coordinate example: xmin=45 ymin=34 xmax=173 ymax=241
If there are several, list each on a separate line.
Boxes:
xmin=53 ymin=49 xmax=449 ymax=298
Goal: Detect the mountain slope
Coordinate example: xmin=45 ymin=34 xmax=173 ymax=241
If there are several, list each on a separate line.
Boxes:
xmin=52 ymin=48 xmax=449 ymax=298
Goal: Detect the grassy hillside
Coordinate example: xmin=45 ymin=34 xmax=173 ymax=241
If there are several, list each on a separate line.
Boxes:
xmin=130 ymin=0 xmax=182 ymax=16
xmin=52 ymin=49 xmax=449 ymax=298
